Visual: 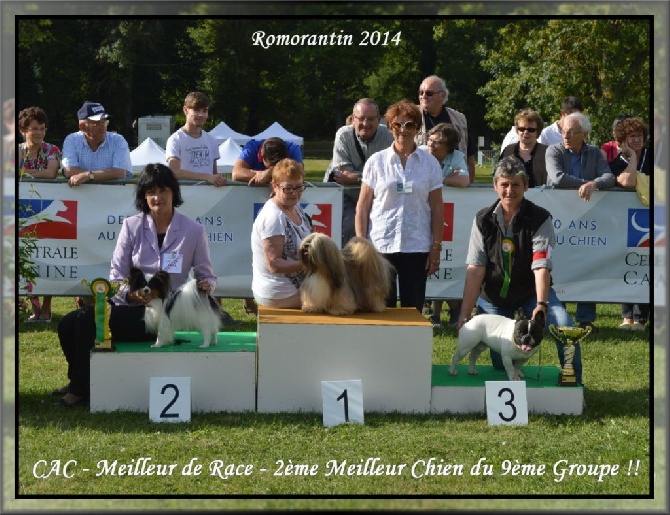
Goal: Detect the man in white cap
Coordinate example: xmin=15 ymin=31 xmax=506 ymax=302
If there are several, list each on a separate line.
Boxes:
xmin=62 ymin=101 xmax=132 ymax=186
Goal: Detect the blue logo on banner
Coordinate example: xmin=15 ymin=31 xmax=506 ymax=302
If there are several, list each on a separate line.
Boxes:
xmin=627 ymin=208 xmax=650 ymax=248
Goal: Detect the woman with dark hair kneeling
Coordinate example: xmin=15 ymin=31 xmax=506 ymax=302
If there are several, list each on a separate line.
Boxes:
xmin=55 ymin=163 xmax=217 ymax=407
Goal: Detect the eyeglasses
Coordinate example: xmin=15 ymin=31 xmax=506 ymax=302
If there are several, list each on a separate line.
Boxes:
xmin=427 ymin=138 xmax=446 ymax=146
xmin=419 ymin=90 xmax=444 ymax=97
xmin=516 ymin=127 xmax=537 ymax=133
xmin=561 ymin=130 xmax=582 ymax=138
xmin=626 ymin=133 xmax=644 ymax=141
xmin=390 ymin=121 xmax=419 ymax=132
xmin=277 ymin=184 xmax=306 ymax=193
xmin=353 ymin=115 xmax=379 ymax=123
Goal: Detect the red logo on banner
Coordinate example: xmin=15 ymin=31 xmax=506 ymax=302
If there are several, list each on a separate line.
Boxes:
xmin=301 ymin=202 xmax=332 ymax=237
xmin=19 ymin=199 xmax=78 ymax=240
xmin=441 ymin=203 xmax=454 ymax=242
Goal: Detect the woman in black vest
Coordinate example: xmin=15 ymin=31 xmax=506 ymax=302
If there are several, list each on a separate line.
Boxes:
xmin=457 ymin=156 xmax=584 ymax=385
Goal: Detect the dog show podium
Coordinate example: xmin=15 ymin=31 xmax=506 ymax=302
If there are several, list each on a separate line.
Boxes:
xmin=89 ymin=308 xmax=584 ymax=417
xmin=255 ymin=306 xmax=434 ymax=414
xmin=89 ymin=332 xmax=257 ymax=413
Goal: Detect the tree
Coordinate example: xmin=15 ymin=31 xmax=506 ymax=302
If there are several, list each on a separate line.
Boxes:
xmin=477 ymin=18 xmax=651 ymax=146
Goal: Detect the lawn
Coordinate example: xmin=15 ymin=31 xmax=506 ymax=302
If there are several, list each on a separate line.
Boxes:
xmin=10 ymin=297 xmax=659 ymax=510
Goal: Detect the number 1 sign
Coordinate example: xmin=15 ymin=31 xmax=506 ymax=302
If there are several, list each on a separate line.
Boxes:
xmin=321 ymin=380 xmax=364 ymax=427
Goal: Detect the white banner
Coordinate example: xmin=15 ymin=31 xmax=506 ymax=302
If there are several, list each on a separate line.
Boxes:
xmin=17 ymin=181 xmax=650 ymax=303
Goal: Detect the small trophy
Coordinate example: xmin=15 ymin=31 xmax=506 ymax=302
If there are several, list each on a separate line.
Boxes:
xmin=548 ymin=325 xmax=592 ymax=386
xmin=81 ymin=278 xmax=123 ymax=352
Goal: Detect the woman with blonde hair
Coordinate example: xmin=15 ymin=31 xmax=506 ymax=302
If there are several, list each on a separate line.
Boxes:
xmin=251 ymin=158 xmax=313 ymax=308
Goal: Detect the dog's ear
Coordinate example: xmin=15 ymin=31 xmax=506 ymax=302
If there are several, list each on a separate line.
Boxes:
xmin=533 ymin=309 xmax=546 ymax=328
xmin=127 ymin=267 xmax=146 ymax=289
xmin=515 ymin=308 xmax=527 ymax=321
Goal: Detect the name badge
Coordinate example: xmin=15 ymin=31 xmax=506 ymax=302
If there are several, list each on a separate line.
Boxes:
xmin=162 ymin=252 xmax=183 ymax=274
xmin=396 ymin=181 xmax=413 ymax=193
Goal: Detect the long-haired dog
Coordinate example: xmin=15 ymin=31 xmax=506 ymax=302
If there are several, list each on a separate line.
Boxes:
xmin=127 ymin=267 xmax=222 ymax=348
xmin=299 ymin=232 xmax=357 ymax=316
xmin=341 ymin=236 xmax=392 ymax=313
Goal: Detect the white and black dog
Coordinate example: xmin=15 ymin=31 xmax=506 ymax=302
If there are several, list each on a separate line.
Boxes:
xmin=449 ymin=310 xmax=546 ymax=381
xmin=127 ymin=267 xmax=222 ymax=349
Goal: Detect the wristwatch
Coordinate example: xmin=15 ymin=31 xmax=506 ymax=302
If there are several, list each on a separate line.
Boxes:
xmin=88 ymin=172 xmax=95 ymax=182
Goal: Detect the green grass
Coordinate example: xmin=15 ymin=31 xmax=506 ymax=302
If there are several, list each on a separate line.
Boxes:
xmin=12 ymin=297 xmax=658 ymax=508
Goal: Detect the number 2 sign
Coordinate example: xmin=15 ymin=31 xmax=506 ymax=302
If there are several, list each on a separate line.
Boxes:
xmin=149 ymin=377 xmax=191 ymax=423
xmin=321 ymin=380 xmax=364 ymax=427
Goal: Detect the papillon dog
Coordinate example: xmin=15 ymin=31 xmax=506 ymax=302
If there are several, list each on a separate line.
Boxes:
xmin=127 ymin=267 xmax=222 ymax=348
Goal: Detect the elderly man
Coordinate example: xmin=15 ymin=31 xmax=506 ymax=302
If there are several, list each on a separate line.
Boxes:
xmin=545 ymin=111 xmax=614 ymax=333
xmin=458 ymin=156 xmax=582 ymax=385
xmin=416 ymin=75 xmax=475 ymax=183
xmin=324 ymin=98 xmax=394 ymax=244
xmin=538 ymin=96 xmax=583 ymax=146
xmin=232 ymin=136 xmax=303 ymax=186
xmin=62 ymin=101 xmax=132 ymax=186
xmin=545 ymin=112 xmax=615 ymax=198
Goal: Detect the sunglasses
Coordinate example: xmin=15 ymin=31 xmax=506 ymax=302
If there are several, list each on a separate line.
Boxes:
xmin=419 ymin=90 xmax=443 ymax=97
xmin=517 ymin=127 xmax=537 ymax=133
xmin=390 ymin=121 xmax=419 ymax=132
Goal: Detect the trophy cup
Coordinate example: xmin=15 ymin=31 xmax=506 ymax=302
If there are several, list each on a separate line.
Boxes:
xmin=548 ymin=324 xmax=592 ymax=386
xmin=81 ymin=278 xmax=123 ymax=352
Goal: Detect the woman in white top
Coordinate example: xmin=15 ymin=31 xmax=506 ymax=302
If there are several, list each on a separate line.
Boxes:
xmin=355 ymin=99 xmax=444 ymax=312
xmin=251 ymin=158 xmax=313 ymax=308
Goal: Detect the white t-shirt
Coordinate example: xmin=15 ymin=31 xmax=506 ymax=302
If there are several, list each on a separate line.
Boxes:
xmin=251 ymin=200 xmax=312 ymax=301
xmin=165 ymin=128 xmax=220 ymax=174
xmin=538 ymin=122 xmax=562 ymax=146
xmin=362 ymin=146 xmax=443 ymax=254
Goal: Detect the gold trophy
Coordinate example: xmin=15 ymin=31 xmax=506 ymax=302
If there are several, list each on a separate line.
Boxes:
xmin=548 ymin=325 xmax=592 ymax=386
xmin=81 ymin=278 xmax=123 ymax=352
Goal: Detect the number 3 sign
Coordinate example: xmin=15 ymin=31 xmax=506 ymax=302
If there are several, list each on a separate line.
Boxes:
xmin=149 ymin=377 xmax=191 ymax=423
xmin=321 ymin=379 xmax=364 ymax=427
xmin=485 ymin=381 xmax=529 ymax=426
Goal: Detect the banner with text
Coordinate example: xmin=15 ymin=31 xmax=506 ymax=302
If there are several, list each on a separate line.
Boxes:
xmin=17 ymin=182 xmax=650 ymax=303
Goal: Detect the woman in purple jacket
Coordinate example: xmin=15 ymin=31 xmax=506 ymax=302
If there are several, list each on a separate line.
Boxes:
xmin=54 ymin=163 xmax=217 ymax=407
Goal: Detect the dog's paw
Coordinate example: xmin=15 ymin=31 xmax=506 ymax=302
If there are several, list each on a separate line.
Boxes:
xmin=151 ymin=342 xmax=165 ymax=348
xmin=198 ymin=342 xmax=214 ymax=349
xmin=449 ymin=367 xmax=458 ymax=376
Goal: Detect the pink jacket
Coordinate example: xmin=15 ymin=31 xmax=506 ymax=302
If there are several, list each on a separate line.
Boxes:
xmin=110 ymin=211 xmax=216 ymax=304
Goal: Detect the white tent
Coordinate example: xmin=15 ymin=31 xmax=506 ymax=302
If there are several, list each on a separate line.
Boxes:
xmin=216 ymin=138 xmax=243 ymax=174
xmin=130 ymin=137 xmax=166 ymax=173
xmin=209 ymin=121 xmax=252 ymax=147
xmin=251 ymin=122 xmax=304 ymax=146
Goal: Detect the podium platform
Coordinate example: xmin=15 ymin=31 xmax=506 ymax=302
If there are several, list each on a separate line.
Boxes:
xmin=90 ymin=332 xmax=257 ymax=413
xmin=430 ymin=364 xmax=584 ymax=415
xmin=256 ymin=306 xmax=433 ymax=414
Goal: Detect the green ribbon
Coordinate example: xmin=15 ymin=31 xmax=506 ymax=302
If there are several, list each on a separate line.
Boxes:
xmin=500 ymin=238 xmax=515 ymax=299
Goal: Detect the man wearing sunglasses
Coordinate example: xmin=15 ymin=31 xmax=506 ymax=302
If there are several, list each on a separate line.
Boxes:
xmin=324 ymin=98 xmax=394 ymax=245
xmin=417 ymin=75 xmax=475 ymax=184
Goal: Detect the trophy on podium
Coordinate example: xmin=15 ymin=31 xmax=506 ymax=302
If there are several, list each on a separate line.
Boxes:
xmin=81 ymin=278 xmax=122 ymax=352
xmin=548 ymin=325 xmax=592 ymax=386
